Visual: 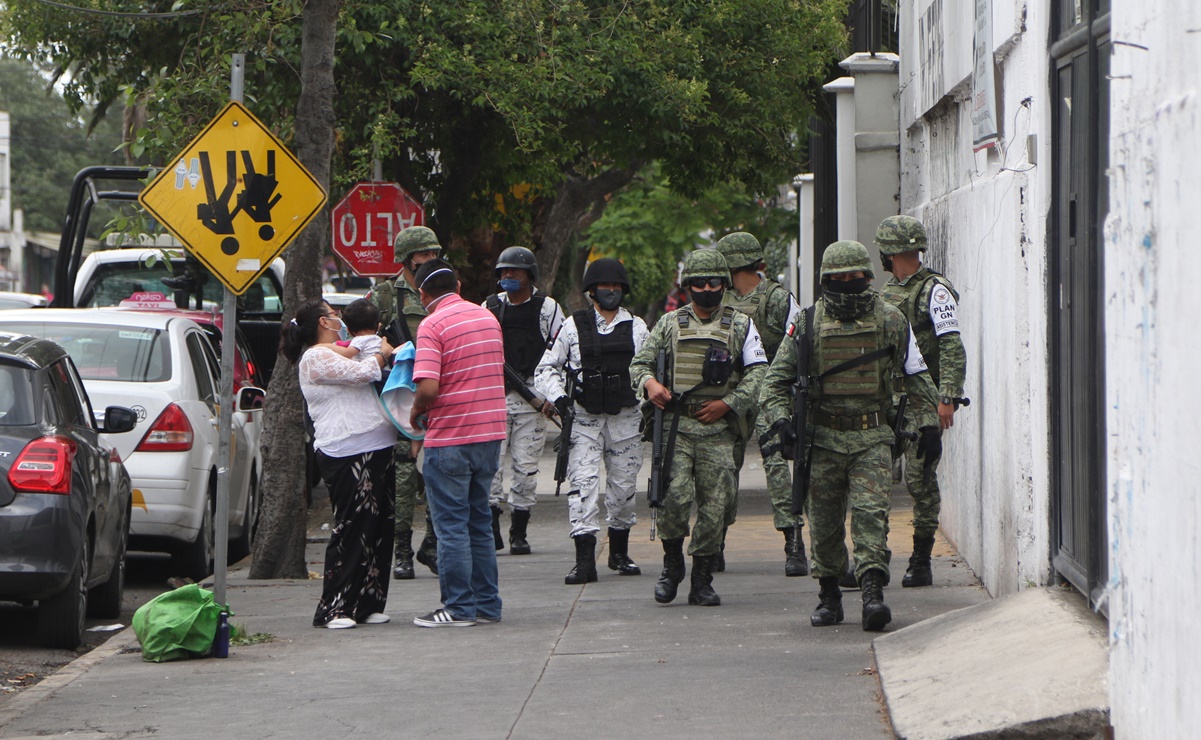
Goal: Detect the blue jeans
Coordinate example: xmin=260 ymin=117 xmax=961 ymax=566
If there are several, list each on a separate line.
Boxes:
xmin=423 ymin=441 xmax=502 ymax=621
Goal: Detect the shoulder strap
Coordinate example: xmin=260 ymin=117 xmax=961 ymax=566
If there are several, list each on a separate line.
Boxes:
xmin=486 ymin=294 xmax=505 ymax=326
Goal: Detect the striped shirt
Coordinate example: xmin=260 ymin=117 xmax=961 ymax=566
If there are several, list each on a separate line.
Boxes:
xmin=413 ymin=293 xmax=508 ymax=447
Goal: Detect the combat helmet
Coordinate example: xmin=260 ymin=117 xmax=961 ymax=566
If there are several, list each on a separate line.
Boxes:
xmin=495 ymin=246 xmax=539 ymax=282
xmin=820 ymin=240 xmax=875 ymax=281
xmin=581 ymin=258 xmax=630 ymax=294
xmin=394 ymin=225 xmax=442 ymax=263
xmin=874 ymin=215 xmax=928 ymax=256
xmin=714 ymin=232 xmax=764 ymax=271
xmin=680 ymin=248 xmax=731 ymax=285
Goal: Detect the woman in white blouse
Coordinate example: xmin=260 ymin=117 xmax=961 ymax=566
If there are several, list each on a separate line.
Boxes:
xmin=281 ymin=300 xmax=397 ymax=629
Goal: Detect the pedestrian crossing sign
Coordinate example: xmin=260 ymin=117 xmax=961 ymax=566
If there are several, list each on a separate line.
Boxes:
xmin=138 ymin=101 xmax=327 ymax=294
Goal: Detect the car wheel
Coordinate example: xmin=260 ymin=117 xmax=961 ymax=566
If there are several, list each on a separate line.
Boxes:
xmin=229 ymin=470 xmax=259 ymax=563
xmin=89 ymin=506 xmax=128 ymax=619
xmin=174 ymin=490 xmax=214 ymax=581
xmin=39 ymin=531 xmax=89 ymax=649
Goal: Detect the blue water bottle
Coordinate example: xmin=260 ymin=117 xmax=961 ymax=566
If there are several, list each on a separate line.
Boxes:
xmin=213 ymin=611 xmax=230 ymax=659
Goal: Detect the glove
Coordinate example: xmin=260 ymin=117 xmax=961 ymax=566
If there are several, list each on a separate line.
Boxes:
xmin=766 ymin=417 xmax=799 ymax=461
xmin=554 ymin=395 xmax=572 ymax=417
xmin=916 ymin=426 xmax=942 ymax=461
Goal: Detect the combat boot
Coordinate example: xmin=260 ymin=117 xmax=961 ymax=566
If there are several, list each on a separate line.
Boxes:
xmin=714 ymin=527 xmax=728 ymax=572
xmin=606 ymin=527 xmax=641 ymax=575
xmin=687 ymin=555 xmax=722 ymax=606
xmin=564 ymin=534 xmax=598 ymax=584
xmin=860 ymin=569 xmax=892 ymax=632
xmin=509 ymin=508 xmax=532 ymax=555
xmin=839 ymin=551 xmax=859 ymax=590
xmin=491 ymin=506 xmax=505 ymax=551
xmin=810 ymin=576 xmax=844 ymax=626
xmin=782 ymin=528 xmax=809 ymax=577
xmin=653 ymin=538 xmax=686 ymax=604
xmin=414 ymin=511 xmax=438 ymax=574
xmin=393 ymin=530 xmax=415 ymax=580
xmin=903 ymin=533 xmax=935 ymax=588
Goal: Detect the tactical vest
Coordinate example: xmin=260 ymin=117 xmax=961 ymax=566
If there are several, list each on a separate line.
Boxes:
xmin=814 ymin=301 xmax=893 ymax=399
xmin=372 ymin=278 xmax=427 ymax=344
xmin=881 ymin=268 xmax=957 ymax=387
xmin=487 ymin=294 xmax=547 ymax=378
xmin=724 ymin=280 xmax=788 ymax=361
xmin=574 ymin=309 xmax=637 ymax=415
xmin=671 ymin=306 xmax=741 ymax=399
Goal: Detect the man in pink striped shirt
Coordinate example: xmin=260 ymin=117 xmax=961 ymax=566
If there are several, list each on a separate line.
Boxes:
xmin=409 ymin=258 xmax=507 ymax=627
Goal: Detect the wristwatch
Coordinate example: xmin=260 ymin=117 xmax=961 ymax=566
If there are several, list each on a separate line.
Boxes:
xmin=939 ymin=397 xmax=954 ymax=406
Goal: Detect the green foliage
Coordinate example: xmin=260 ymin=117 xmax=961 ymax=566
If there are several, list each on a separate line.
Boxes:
xmin=229 ymin=623 xmax=274 ymax=646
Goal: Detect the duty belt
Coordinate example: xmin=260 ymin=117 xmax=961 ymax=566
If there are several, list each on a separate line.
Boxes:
xmin=670 ymin=398 xmax=711 ymax=419
xmin=810 ymin=410 xmax=886 ymax=431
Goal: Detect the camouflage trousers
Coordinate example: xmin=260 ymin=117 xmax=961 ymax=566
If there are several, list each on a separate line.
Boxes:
xmin=394 ymin=444 xmax=432 ymax=536
xmin=657 ymin=428 xmax=737 ymax=557
xmin=564 ymin=416 xmax=643 ymax=537
xmin=904 ymin=442 xmax=941 ymax=538
xmin=489 ymin=395 xmax=549 ymax=510
xmin=732 ymin=408 xmax=803 ymax=531
xmin=808 ymin=443 xmax=892 ymax=580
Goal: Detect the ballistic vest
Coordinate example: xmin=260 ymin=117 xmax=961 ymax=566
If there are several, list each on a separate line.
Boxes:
xmin=371 ymin=278 xmax=427 ymax=344
xmin=487 ymin=293 xmax=547 ymax=378
xmin=724 ymin=279 xmax=788 ymax=361
xmin=881 ymin=267 xmax=957 ymax=387
xmin=671 ymin=305 xmax=740 ymax=399
xmin=574 ymin=309 xmax=637 ymax=415
xmin=814 ymin=300 xmax=892 ymax=399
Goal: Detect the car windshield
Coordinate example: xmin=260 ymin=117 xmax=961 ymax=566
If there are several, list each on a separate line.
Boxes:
xmin=0 ymin=323 xmax=170 ymax=382
xmin=0 ymin=362 xmax=34 ymax=425
xmin=81 ymin=261 xmax=282 ymax=314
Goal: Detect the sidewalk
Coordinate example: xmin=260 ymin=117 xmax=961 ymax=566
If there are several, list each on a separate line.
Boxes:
xmin=0 ymin=452 xmax=989 ymax=739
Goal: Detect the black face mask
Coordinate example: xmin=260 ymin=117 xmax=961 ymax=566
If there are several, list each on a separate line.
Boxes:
xmin=823 ymin=277 xmax=871 ymax=294
xmin=689 ymin=288 xmax=724 ymax=309
xmin=593 ymin=288 xmax=623 ymax=311
xmin=881 ymin=254 xmax=894 ymax=272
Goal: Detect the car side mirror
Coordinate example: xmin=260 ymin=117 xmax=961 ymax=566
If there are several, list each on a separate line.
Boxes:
xmin=100 ymin=406 xmax=138 ymax=434
xmin=237 ymin=386 xmax=266 ymax=412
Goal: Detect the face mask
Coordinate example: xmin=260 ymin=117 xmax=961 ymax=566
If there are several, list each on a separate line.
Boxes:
xmin=499 ymin=278 xmax=523 ymax=293
xmin=881 ymin=254 xmax=894 ymax=272
xmin=689 ymin=287 xmax=724 ymax=309
xmin=593 ymin=288 xmax=622 ymax=311
xmin=326 ymin=315 xmax=350 ymax=342
xmin=822 ymin=289 xmax=876 ymax=321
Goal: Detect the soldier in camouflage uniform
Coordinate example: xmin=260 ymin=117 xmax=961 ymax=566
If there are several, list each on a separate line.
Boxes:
xmin=368 ymin=225 xmax=441 ymax=580
xmin=630 ymin=249 xmax=768 ymax=607
xmin=715 ymin=232 xmax=806 ymax=577
xmin=876 ymin=215 xmax=968 ymax=588
xmin=759 ymin=241 xmax=940 ymax=631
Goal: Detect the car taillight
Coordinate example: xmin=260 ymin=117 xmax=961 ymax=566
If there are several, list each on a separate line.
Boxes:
xmin=8 ymin=436 xmax=76 ymax=495
xmin=136 ymin=403 xmax=194 ymax=452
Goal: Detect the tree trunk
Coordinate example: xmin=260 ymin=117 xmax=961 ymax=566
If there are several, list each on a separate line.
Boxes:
xmin=250 ymin=0 xmax=339 ymax=579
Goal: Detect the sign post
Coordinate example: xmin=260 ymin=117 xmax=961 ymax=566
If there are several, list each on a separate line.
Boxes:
xmin=330 ymin=183 xmax=425 ymax=276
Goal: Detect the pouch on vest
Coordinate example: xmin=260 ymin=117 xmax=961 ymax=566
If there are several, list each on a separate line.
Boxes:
xmin=579 ymin=368 xmax=606 ymax=415
xmin=602 ymin=372 xmax=628 ymax=415
xmin=702 ymin=346 xmax=734 ymax=386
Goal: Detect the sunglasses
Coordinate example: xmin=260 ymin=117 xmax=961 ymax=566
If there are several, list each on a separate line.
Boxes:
xmin=686 ymin=277 xmax=724 ymax=290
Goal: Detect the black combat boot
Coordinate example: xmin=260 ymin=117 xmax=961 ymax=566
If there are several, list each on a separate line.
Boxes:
xmin=491 ymin=506 xmax=505 ymax=551
xmin=811 ymin=576 xmax=844 ymax=626
xmin=564 ymin=534 xmax=598 ymax=584
xmin=653 ymin=538 xmax=686 ymax=604
xmin=839 ymin=551 xmax=859 ymax=590
xmin=902 ymin=533 xmax=935 ymax=588
xmin=860 ymin=569 xmax=892 ymax=632
xmin=714 ymin=527 xmax=728 ymax=572
xmin=687 ymin=555 xmax=722 ymax=606
xmin=606 ymin=527 xmax=641 ymax=575
xmin=782 ymin=528 xmax=810 ymax=577
xmin=509 ymin=508 xmax=532 ymax=555
xmin=393 ymin=530 xmax=415 ymax=580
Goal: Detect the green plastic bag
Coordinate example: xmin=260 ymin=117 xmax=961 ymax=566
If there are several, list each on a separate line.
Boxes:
xmin=132 ymin=584 xmax=223 ymax=662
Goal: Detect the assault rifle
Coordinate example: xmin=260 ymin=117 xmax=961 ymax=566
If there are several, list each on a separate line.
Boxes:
xmin=790 ymin=306 xmax=817 ymax=520
xmin=892 ymin=393 xmax=919 ymax=461
xmin=553 ymin=370 xmax=576 ymax=496
xmin=646 ymin=349 xmax=670 ymax=541
xmin=503 ymin=364 xmax=561 ymax=429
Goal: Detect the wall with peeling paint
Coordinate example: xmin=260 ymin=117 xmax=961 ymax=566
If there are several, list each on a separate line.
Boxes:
xmin=1105 ymin=3 xmax=1201 ymax=736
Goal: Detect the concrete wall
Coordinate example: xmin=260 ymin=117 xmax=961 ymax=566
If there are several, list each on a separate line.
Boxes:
xmin=897 ymin=0 xmax=1053 ymax=596
xmin=1105 ymin=2 xmax=1201 ymax=735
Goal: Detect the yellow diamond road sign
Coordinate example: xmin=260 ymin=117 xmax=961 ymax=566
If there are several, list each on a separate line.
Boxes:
xmin=139 ymin=101 xmax=327 ymax=294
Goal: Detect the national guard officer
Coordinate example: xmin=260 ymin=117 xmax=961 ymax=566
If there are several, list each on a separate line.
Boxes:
xmin=534 ymin=258 xmax=649 ymax=584
xmin=630 ymin=248 xmax=768 ymax=607
xmin=876 ymin=215 xmax=967 ymax=588
xmin=715 ymin=231 xmax=806 ymax=577
xmin=484 ymin=246 xmax=564 ymax=555
xmin=368 ymin=225 xmax=442 ymax=580
xmin=758 ymin=241 xmax=941 ymax=631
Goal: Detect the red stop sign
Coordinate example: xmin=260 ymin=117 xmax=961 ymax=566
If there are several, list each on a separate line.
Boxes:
xmin=330 ymin=182 xmax=426 ymax=276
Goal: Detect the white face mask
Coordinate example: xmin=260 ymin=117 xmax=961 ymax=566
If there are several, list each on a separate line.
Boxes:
xmin=324 ymin=314 xmax=349 ymax=341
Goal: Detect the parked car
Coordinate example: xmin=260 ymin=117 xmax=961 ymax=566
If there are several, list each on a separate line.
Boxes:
xmin=0 ymin=332 xmax=137 ymax=649
xmin=0 ymin=309 xmax=265 ymax=580
xmin=0 ymin=292 xmax=50 ymax=310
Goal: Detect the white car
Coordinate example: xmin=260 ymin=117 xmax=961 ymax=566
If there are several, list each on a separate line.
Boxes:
xmin=0 ymin=291 xmax=50 ymax=310
xmin=0 ymin=309 xmax=264 ymax=579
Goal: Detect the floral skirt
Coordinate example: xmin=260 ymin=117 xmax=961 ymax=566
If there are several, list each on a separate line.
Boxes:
xmin=313 ymin=447 xmax=395 ymax=626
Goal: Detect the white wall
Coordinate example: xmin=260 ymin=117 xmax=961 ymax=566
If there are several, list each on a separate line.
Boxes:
xmin=898 ymin=0 xmax=1053 ymax=596
xmin=1106 ymin=2 xmax=1201 ymax=735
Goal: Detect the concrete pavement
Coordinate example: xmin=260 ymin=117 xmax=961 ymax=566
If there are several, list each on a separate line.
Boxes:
xmin=0 ymin=452 xmax=991 ymax=739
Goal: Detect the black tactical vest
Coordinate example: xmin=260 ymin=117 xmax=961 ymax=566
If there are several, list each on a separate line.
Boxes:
xmin=574 ymin=309 xmax=637 ymax=415
xmin=487 ymin=294 xmax=547 ymax=378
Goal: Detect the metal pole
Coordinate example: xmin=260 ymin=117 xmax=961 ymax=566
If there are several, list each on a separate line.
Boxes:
xmin=212 ymin=53 xmax=246 ymax=609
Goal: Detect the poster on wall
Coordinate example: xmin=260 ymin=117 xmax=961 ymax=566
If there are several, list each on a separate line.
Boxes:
xmin=972 ymin=0 xmax=999 ymax=151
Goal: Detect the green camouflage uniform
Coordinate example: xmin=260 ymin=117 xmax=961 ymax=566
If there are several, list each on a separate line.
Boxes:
xmin=630 ymin=304 xmax=768 ymax=557
xmin=760 ymin=297 xmax=939 ymax=581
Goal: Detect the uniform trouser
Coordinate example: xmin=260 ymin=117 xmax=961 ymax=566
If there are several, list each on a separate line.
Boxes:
xmin=394 ymin=444 xmax=431 ymax=536
xmin=565 ymin=416 xmax=643 ymax=537
xmin=904 ymin=441 xmax=941 ymax=538
xmin=732 ymin=408 xmax=803 ymax=531
xmin=657 ymin=427 xmax=737 ymax=557
xmin=807 ymin=443 xmax=892 ymax=580
xmin=489 ymin=394 xmax=548 ymax=510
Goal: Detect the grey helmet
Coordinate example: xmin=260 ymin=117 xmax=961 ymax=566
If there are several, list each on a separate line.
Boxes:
xmin=495 ymin=246 xmax=539 ymax=282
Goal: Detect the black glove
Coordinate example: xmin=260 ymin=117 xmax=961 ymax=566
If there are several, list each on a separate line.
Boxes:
xmin=916 ymin=426 xmax=942 ymax=461
xmin=554 ymin=395 xmax=572 ymax=417
xmin=766 ymin=417 xmax=799 ymax=461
